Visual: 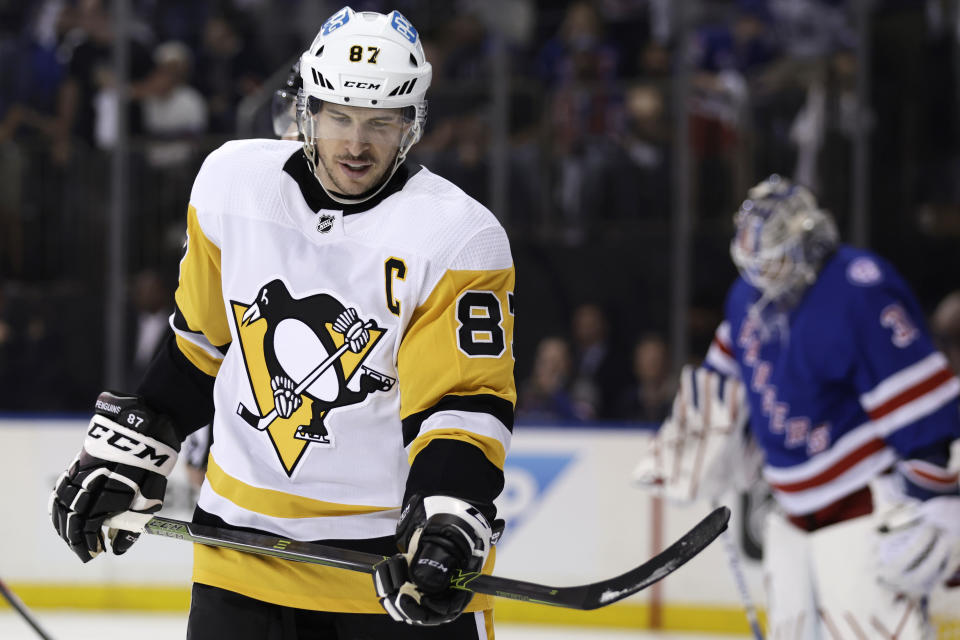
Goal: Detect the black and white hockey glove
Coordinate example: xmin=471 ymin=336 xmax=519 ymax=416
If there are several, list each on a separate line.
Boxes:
xmin=374 ymin=495 xmax=493 ymax=626
xmin=49 ymin=391 xmax=180 ymax=563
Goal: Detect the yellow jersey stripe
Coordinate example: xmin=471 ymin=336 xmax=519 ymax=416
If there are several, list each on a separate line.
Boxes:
xmin=408 ymin=429 xmax=507 ymax=469
xmin=174 ymin=205 xmax=231 ymax=359
xmin=205 ymin=455 xmax=396 ymax=519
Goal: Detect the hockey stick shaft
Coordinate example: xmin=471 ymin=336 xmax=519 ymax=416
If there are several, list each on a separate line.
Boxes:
xmin=713 ymin=500 xmax=764 ymax=640
xmin=0 ymin=577 xmax=56 ymax=640
xmin=107 ymin=506 xmax=730 ymax=610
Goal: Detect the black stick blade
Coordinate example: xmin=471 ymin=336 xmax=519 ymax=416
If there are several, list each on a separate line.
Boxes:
xmin=458 ymin=505 xmax=730 ymax=609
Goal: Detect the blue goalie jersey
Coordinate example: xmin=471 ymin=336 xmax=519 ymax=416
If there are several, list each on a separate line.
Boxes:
xmin=704 ymin=245 xmax=960 ymax=515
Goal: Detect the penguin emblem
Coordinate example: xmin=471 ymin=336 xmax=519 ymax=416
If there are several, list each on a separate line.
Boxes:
xmin=231 ymin=280 xmax=395 ymax=475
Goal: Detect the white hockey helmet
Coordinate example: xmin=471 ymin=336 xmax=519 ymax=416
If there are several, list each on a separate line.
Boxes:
xmin=297 ymin=7 xmax=431 ymax=201
xmin=730 ymin=174 xmax=839 ymax=305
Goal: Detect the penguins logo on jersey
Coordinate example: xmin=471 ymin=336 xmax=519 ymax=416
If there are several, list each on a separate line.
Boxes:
xmin=231 ymin=279 xmax=395 ymax=475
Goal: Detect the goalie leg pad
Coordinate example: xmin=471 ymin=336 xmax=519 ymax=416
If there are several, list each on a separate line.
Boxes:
xmin=810 ymin=509 xmax=932 ymax=640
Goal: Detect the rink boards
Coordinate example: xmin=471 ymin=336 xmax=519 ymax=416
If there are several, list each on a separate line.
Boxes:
xmin=1 ymin=417 xmax=957 ymax=635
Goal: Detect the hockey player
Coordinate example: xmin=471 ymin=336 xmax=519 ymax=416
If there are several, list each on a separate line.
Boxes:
xmin=634 ymin=175 xmax=960 ymax=639
xmin=49 ymin=7 xmax=515 ymax=639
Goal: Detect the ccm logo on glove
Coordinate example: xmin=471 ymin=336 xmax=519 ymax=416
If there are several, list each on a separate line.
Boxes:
xmin=417 ymin=557 xmax=448 ymax=573
xmin=85 ymin=416 xmax=178 ymax=476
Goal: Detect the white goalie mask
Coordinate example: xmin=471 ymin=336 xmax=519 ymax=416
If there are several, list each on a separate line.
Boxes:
xmin=298 ymin=7 xmax=431 ymax=203
xmin=730 ymin=175 xmax=839 ymax=309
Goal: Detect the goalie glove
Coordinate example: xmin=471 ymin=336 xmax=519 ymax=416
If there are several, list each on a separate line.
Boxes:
xmin=374 ymin=495 xmax=494 ymax=626
xmin=49 ymin=391 xmax=180 ymax=562
xmin=872 ymin=475 xmax=960 ymax=599
xmin=632 ymin=365 xmax=756 ymax=503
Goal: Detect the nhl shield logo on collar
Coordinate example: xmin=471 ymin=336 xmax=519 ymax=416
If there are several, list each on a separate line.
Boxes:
xmin=316 ymin=214 xmax=335 ymax=233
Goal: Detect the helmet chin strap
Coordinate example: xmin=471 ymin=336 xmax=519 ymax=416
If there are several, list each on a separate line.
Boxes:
xmin=303 ymin=140 xmax=409 ymax=206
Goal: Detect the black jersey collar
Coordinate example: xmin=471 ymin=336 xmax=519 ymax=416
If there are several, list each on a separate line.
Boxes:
xmin=282 ymin=149 xmax=420 ymax=215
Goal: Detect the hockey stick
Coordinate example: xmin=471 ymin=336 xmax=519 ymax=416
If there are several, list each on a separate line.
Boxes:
xmin=0 ymin=576 xmax=56 ymax=640
xmin=713 ymin=499 xmax=764 ymax=640
xmin=106 ymin=506 xmax=730 ymax=610
xmin=236 ymin=319 xmax=376 ymax=431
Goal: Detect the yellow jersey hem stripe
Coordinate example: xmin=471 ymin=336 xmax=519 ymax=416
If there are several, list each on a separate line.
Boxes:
xmin=205 ymin=454 xmax=396 ymax=519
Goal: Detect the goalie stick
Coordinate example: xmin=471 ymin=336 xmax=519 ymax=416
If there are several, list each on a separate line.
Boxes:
xmin=106 ymin=506 xmax=730 ymax=610
xmin=712 ymin=499 xmax=764 ymax=640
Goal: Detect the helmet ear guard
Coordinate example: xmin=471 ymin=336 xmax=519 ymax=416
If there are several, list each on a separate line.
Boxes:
xmin=730 ymin=175 xmax=839 ymax=307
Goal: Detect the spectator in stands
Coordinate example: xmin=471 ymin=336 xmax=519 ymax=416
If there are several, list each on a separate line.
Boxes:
xmin=616 ymin=333 xmax=674 ymax=422
xmin=932 ymin=290 xmax=960 ymax=376
xmin=127 ymin=269 xmax=173 ymax=384
xmin=53 ymin=0 xmax=154 ymax=159
xmin=516 ymin=336 xmax=585 ymax=422
xmin=570 ymin=302 xmax=624 ymax=419
xmin=195 ymin=11 xmax=266 ymax=133
xmin=537 ymin=2 xmax=624 ymax=233
xmin=140 ymin=40 xmax=207 ymax=169
xmin=135 ymin=40 xmax=208 ymax=264
xmin=617 ymin=82 xmax=670 ymax=218
xmin=690 ymin=2 xmax=780 ymax=217
xmin=0 ymin=3 xmax=66 ymax=278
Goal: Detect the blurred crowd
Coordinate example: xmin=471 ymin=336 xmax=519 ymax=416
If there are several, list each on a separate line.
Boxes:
xmin=2 ymin=0 xmax=960 ymax=417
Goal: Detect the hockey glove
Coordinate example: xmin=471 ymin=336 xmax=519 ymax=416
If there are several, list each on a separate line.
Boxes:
xmin=49 ymin=391 xmax=180 ymax=562
xmin=374 ymin=495 xmax=493 ymax=625
xmin=872 ymin=475 xmax=960 ymax=598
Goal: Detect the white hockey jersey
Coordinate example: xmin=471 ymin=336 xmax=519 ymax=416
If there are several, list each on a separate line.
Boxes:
xmin=170 ymin=139 xmax=515 ymax=612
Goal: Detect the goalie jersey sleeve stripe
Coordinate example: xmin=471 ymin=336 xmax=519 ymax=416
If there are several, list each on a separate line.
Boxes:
xmin=704 ymin=321 xmax=739 ymax=378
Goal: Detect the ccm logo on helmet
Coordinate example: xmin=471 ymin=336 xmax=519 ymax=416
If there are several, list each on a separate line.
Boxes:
xmin=343 ymin=80 xmax=381 ymax=90
xmin=87 ymin=422 xmax=172 ymax=468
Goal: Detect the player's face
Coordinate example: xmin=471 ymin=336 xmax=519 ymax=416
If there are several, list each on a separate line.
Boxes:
xmin=310 ymin=103 xmax=407 ymax=195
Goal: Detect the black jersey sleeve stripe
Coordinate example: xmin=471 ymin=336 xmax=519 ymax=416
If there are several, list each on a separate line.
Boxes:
xmin=404 ymin=438 xmax=505 ymax=523
xmin=136 ymin=332 xmax=218 ymax=442
xmin=401 ymin=393 xmax=514 ymax=448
